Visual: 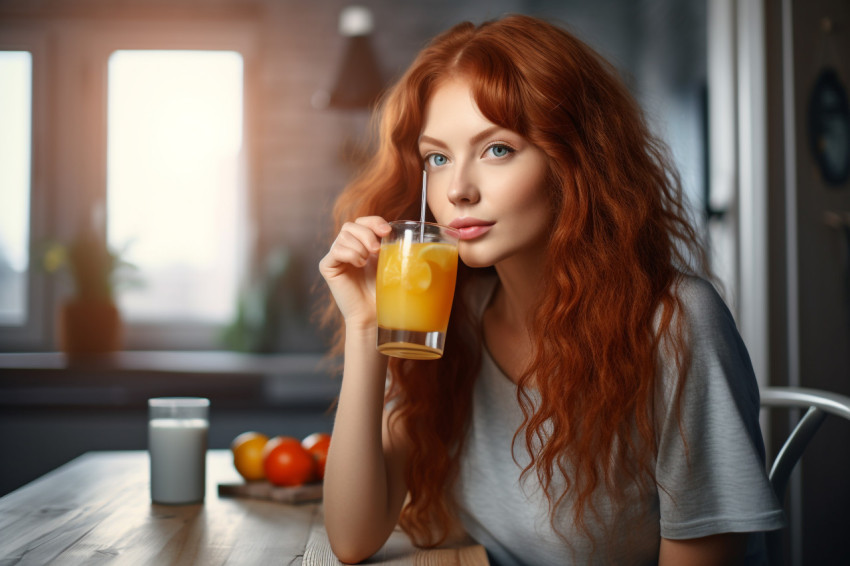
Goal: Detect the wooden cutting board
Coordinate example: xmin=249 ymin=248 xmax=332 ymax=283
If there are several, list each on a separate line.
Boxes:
xmin=218 ymin=481 xmax=323 ymax=504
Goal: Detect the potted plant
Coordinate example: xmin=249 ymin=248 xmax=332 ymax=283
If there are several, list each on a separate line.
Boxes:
xmin=43 ymin=226 xmax=137 ymax=357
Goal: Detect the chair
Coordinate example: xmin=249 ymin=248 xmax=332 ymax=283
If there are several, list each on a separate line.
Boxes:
xmin=759 ymin=386 xmax=850 ymax=565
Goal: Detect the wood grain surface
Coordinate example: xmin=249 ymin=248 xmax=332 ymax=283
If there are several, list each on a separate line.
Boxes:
xmin=0 ymin=450 xmax=488 ymax=565
xmin=303 ymin=507 xmax=490 ymax=566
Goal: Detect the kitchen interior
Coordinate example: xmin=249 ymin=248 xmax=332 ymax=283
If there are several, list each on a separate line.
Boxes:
xmin=0 ymin=0 xmax=848 ymax=564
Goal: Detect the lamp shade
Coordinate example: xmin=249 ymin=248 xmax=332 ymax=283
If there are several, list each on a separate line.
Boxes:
xmin=313 ymin=6 xmax=384 ymax=110
xmin=327 ymin=35 xmax=384 ymax=109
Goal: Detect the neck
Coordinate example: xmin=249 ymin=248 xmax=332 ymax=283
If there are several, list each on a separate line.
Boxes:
xmin=481 ymin=249 xmax=546 ymax=385
xmin=491 ymin=249 xmax=546 ymax=329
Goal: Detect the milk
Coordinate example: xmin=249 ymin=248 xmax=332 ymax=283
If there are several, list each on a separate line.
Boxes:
xmin=148 ymin=417 xmax=208 ymax=504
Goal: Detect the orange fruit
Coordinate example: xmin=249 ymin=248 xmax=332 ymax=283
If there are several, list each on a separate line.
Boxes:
xmin=302 ymin=432 xmax=331 ymax=480
xmin=231 ymin=431 xmax=269 ymax=481
xmin=263 ymin=436 xmax=316 ymax=487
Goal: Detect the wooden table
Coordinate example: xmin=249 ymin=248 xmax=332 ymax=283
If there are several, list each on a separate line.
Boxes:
xmin=0 ymin=450 xmax=488 ymax=565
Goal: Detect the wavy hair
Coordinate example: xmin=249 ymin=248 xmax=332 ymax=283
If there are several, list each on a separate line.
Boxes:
xmin=324 ymin=14 xmax=708 ymax=546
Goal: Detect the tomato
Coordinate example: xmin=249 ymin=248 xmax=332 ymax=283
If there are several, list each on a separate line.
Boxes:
xmin=262 ymin=436 xmax=316 ymax=487
xmin=230 ymin=431 xmax=269 ymax=482
xmin=302 ymin=432 xmax=331 ymax=480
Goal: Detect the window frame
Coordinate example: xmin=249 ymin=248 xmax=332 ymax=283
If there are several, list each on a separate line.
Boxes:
xmin=0 ymin=18 xmax=259 ymax=351
xmin=0 ymin=25 xmax=50 ymax=351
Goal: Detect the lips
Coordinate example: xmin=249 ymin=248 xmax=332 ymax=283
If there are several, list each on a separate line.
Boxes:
xmin=448 ymin=217 xmax=495 ymax=241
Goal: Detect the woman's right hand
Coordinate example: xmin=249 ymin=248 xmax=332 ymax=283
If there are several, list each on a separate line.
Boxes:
xmin=319 ymin=216 xmax=392 ymax=329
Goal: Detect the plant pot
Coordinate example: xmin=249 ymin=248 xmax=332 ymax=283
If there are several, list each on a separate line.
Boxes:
xmin=59 ymin=299 xmax=123 ymax=356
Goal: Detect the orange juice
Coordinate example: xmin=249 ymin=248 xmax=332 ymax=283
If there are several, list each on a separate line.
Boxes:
xmin=376 ymin=240 xmax=458 ymax=359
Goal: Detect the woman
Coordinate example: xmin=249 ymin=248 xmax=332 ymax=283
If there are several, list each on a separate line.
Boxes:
xmin=319 ymin=14 xmax=784 ymax=566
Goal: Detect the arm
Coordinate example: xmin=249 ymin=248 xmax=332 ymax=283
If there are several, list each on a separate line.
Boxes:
xmin=654 ymin=280 xmax=785 ymax=563
xmin=659 ymin=533 xmax=748 ymax=566
xmin=319 ymin=217 xmax=411 ymax=563
xmin=323 ymin=324 xmax=411 ymax=563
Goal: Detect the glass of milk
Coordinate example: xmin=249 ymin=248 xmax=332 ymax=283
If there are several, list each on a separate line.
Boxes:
xmin=148 ymin=397 xmax=209 ymax=504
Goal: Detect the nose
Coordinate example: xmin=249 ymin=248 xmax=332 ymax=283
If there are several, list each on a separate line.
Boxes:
xmin=446 ymin=164 xmax=480 ymax=206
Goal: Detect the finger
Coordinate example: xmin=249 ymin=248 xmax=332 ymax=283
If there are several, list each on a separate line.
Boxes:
xmin=354 ymin=216 xmax=391 ymax=231
xmin=333 ymin=234 xmax=373 ymax=265
xmin=339 ymin=220 xmax=387 ymax=254
xmin=335 ymin=229 xmax=375 ymax=260
xmin=353 ymin=216 xmax=392 ymax=246
xmin=334 ymin=244 xmax=370 ymax=268
xmin=320 ymin=245 xmax=367 ymax=279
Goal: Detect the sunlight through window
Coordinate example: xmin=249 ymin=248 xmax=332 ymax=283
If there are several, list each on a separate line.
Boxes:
xmin=0 ymin=51 xmax=32 ymax=325
xmin=107 ymin=50 xmax=244 ymax=324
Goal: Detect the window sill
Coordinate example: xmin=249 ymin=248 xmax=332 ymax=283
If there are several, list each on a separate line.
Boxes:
xmin=0 ymin=351 xmax=340 ymax=410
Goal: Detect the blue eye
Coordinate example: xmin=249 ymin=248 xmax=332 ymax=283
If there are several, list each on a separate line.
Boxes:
xmin=487 ymin=144 xmax=514 ymax=158
xmin=427 ymin=153 xmax=448 ymax=167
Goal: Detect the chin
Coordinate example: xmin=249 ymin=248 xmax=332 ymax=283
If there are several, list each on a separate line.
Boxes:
xmin=458 ymin=247 xmax=499 ymax=269
xmin=460 ymin=259 xmax=493 ymax=269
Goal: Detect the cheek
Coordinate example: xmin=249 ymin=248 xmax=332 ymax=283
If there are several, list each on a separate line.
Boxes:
xmin=499 ymin=153 xmax=549 ymax=211
xmin=426 ymin=187 xmax=449 ymax=222
xmin=510 ymin=180 xmax=549 ymax=220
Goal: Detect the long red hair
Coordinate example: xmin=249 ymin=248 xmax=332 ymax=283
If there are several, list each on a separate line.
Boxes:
xmin=324 ymin=14 xmax=707 ymax=546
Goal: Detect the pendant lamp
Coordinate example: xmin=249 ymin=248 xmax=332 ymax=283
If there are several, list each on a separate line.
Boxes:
xmin=313 ymin=6 xmax=384 ymax=110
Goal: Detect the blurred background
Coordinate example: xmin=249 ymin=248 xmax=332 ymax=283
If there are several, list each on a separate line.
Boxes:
xmin=0 ymin=0 xmax=716 ymax=355
xmin=0 ymin=0 xmax=848 ymax=564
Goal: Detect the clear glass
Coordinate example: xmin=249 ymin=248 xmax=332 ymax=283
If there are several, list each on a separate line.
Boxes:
xmin=107 ymin=50 xmax=244 ymax=324
xmin=376 ymin=221 xmax=459 ymax=360
xmin=148 ymin=397 xmax=209 ymax=505
xmin=0 ymin=51 xmax=32 ymax=325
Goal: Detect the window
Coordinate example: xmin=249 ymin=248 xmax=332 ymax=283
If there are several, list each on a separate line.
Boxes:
xmin=0 ymin=51 xmax=32 ymax=325
xmin=0 ymin=20 xmax=256 ymax=351
xmin=107 ymin=50 xmax=245 ymax=325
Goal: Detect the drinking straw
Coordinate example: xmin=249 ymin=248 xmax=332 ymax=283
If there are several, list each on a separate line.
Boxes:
xmin=420 ymin=170 xmax=427 ymax=239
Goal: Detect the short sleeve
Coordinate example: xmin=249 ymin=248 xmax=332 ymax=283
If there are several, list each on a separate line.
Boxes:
xmin=654 ymin=277 xmax=786 ymax=540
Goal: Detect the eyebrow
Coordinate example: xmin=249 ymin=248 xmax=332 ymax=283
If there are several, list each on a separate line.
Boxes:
xmin=418 ymin=125 xmax=508 ymax=149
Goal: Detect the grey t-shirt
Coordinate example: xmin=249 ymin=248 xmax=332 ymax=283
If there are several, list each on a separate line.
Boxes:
xmin=453 ymin=275 xmax=786 ymax=565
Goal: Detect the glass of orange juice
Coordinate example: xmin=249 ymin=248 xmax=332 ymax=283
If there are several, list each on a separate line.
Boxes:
xmin=376 ymin=221 xmax=460 ymax=359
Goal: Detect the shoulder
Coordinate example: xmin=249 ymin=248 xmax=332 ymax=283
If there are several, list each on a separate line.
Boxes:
xmin=670 ymin=275 xmax=734 ymax=330
xmin=656 ymin=274 xmax=758 ymax=405
xmin=665 ymin=275 xmax=745 ymax=359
